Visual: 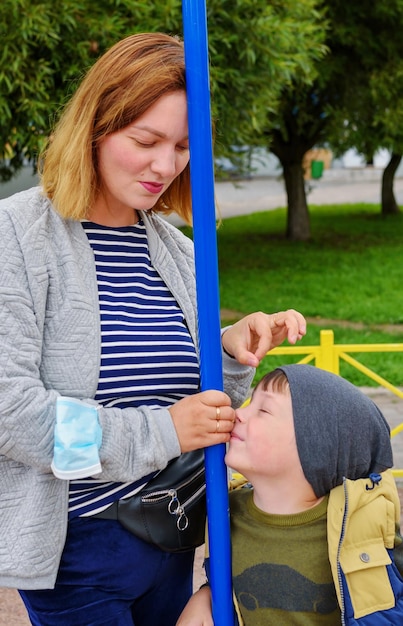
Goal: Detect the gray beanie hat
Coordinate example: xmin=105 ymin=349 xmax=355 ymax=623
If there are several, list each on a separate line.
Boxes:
xmin=277 ymin=364 xmax=393 ymax=498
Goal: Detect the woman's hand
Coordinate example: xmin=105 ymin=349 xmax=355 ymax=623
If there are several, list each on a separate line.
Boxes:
xmin=176 ymin=586 xmax=213 ymax=626
xmin=221 ymin=309 xmax=306 ymax=367
xmin=169 ymin=390 xmax=235 ymax=452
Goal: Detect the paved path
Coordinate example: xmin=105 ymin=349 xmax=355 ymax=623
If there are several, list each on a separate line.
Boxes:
xmin=217 ymin=173 xmax=403 ymax=213
xmin=167 ymin=167 xmax=403 ymax=226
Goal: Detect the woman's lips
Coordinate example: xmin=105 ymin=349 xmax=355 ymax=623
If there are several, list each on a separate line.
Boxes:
xmin=140 ymin=181 xmax=164 ymax=194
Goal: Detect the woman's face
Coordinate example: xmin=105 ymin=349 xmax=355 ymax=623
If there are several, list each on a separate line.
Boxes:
xmin=91 ymin=90 xmax=189 ymax=226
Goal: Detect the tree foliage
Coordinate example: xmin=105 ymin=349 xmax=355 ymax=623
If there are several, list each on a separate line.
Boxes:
xmin=0 ymin=0 xmax=326 ymax=181
xmin=0 ymin=0 xmax=127 ymax=178
xmin=206 ymin=0 xmax=326 ymax=161
xmin=268 ymin=0 xmax=403 ymax=238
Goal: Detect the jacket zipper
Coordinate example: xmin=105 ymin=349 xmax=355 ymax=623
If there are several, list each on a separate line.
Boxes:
xmin=337 ymin=478 xmax=348 ymax=626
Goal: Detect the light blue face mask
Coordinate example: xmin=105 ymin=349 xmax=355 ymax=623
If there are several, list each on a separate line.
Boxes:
xmin=51 ymin=397 xmax=102 ymax=480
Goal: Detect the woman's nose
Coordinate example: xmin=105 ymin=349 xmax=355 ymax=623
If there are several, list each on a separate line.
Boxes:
xmin=151 ymin=147 xmax=177 ymax=177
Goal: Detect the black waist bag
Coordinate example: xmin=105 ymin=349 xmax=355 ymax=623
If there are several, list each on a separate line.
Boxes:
xmin=117 ymin=449 xmax=206 ymax=553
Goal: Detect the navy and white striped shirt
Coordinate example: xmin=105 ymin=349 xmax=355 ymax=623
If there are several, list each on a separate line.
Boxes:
xmin=68 ymin=219 xmax=200 ymax=518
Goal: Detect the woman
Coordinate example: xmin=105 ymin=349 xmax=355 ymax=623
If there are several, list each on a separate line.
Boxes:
xmin=0 ymin=32 xmax=306 ymax=625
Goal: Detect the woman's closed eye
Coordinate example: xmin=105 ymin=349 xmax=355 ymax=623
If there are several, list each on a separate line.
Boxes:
xmin=134 ymin=139 xmax=155 ymax=148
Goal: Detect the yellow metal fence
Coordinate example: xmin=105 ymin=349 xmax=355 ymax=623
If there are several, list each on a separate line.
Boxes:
xmin=265 ymin=329 xmax=403 ymax=478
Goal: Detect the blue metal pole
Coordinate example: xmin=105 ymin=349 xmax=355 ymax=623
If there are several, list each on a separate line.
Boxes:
xmin=182 ymin=2 xmax=234 ymax=625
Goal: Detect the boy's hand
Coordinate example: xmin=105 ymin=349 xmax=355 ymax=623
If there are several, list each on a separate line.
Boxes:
xmin=176 ymin=586 xmax=213 ymax=625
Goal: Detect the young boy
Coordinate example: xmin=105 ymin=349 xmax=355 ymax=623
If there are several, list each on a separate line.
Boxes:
xmin=177 ymin=364 xmax=403 ymax=625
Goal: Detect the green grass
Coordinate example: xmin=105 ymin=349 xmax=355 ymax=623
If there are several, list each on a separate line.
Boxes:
xmin=181 ymin=202 xmax=403 ymax=387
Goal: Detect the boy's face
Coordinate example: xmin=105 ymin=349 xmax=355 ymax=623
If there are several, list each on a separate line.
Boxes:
xmin=225 ymin=383 xmax=300 ymax=481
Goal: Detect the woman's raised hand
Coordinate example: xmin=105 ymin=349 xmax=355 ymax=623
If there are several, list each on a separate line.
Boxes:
xmin=221 ymin=309 xmax=306 ymax=367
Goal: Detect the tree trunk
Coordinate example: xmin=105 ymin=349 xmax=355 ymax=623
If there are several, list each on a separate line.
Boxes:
xmin=283 ymin=161 xmax=311 ymax=240
xmin=381 ymin=153 xmax=402 ymax=215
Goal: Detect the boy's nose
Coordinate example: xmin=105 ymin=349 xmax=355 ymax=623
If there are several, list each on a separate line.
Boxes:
xmin=235 ymin=405 xmax=248 ymax=423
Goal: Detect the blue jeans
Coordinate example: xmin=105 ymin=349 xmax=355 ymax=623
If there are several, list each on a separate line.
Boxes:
xmin=19 ymin=517 xmax=194 ymax=626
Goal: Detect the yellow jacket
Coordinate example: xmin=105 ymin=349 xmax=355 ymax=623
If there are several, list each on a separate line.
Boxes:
xmin=225 ymin=471 xmax=403 ymax=625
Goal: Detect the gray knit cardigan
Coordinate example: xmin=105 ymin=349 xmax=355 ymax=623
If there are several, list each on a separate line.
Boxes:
xmin=0 ymin=187 xmax=254 ymax=589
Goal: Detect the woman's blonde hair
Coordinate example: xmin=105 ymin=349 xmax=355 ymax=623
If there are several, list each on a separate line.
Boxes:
xmin=40 ymin=32 xmax=192 ymax=223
